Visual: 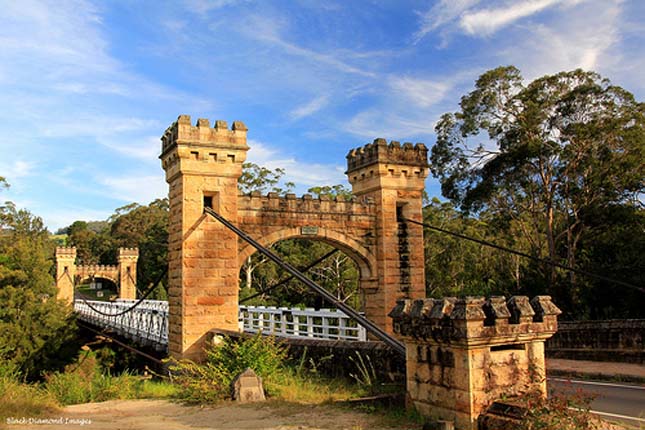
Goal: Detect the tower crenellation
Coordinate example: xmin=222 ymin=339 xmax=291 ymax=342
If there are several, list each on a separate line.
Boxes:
xmin=346 ymin=138 xmax=428 ymax=174
xmin=160 ymin=115 xmax=248 ymax=183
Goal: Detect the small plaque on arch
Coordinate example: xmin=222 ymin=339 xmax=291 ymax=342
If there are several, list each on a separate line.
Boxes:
xmin=301 ymin=226 xmax=319 ymax=235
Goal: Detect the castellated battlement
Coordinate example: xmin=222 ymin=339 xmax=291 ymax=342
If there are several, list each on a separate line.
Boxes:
xmin=346 ymin=138 xmax=429 ymax=174
xmin=55 ymin=246 xmax=77 ymax=258
xmin=160 ymin=115 xmax=249 ymax=182
xmin=238 ymin=191 xmax=375 ymax=216
xmin=118 ymin=247 xmax=139 ymax=258
xmin=390 ymin=295 xmax=561 ymax=345
xmin=77 ymin=264 xmax=118 ymax=272
xmin=161 ymin=115 xmax=248 ymax=155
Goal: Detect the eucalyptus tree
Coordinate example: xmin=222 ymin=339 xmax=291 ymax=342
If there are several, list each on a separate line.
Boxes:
xmin=431 ymin=66 xmax=644 ymax=310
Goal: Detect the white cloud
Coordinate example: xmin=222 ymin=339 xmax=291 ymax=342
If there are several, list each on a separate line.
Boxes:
xmin=388 ymin=76 xmax=453 ymax=108
xmin=246 ymin=140 xmax=346 ymax=189
xmin=240 ymin=14 xmax=376 ymax=78
xmin=460 ymin=0 xmax=562 ymax=35
xmin=96 ymin=136 xmax=162 ymax=162
xmin=344 ymin=109 xmax=437 ymax=140
xmin=100 ymin=175 xmax=167 ymax=204
xmin=0 ymin=160 xmax=35 ymax=179
xmin=500 ymin=0 xmax=621 ymax=79
xmin=289 ymin=95 xmax=330 ymax=120
xmin=415 ymin=0 xmax=591 ymax=40
xmin=414 ymin=0 xmax=481 ymax=42
xmin=183 ymin=0 xmax=249 ymax=15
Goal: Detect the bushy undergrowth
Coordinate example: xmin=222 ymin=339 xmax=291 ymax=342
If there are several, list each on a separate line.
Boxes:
xmin=170 ymin=333 xmax=288 ymax=402
xmin=519 ymin=391 xmax=600 ymax=430
xmin=0 ymin=373 xmax=59 ymax=421
xmin=45 ymin=350 xmax=175 ymax=405
xmin=170 ymin=333 xmax=367 ymax=404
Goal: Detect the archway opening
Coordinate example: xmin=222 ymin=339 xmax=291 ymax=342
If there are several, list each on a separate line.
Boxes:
xmin=76 ymin=276 xmax=118 ymax=301
xmin=239 ymin=238 xmax=363 ymax=311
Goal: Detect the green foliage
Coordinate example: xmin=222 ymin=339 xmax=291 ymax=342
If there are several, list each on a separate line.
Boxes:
xmin=62 ymin=198 xmax=169 ymax=300
xmin=44 ymin=350 xmax=175 ymax=405
xmin=423 ymin=198 xmax=514 ymax=297
xmin=0 ymin=201 xmax=78 ymax=380
xmin=239 ymin=162 xmax=295 ymax=195
xmin=348 ymin=351 xmax=377 ymax=391
xmin=241 ymin=239 xmax=360 ymax=309
xmin=307 ymin=184 xmax=353 ymax=201
xmin=519 ymin=391 xmax=599 ymax=430
xmin=432 ymin=66 xmax=645 ymax=316
xmin=170 ymin=333 xmax=288 ymax=403
xmin=0 ymin=373 xmax=59 ymax=421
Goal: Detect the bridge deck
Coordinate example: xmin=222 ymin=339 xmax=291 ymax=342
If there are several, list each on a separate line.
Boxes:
xmin=74 ymin=299 xmax=366 ymax=352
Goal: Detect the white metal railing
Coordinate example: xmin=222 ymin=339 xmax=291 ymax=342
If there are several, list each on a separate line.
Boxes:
xmin=74 ymin=300 xmax=367 ymax=348
xmin=239 ymin=305 xmax=367 ymax=341
xmin=74 ymin=299 xmax=168 ymax=351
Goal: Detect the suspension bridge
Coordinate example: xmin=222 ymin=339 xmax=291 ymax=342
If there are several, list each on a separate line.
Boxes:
xmin=74 ymin=299 xmax=367 ymax=352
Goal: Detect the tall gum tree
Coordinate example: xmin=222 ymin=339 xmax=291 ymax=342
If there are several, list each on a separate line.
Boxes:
xmin=431 ymin=66 xmax=644 ymax=312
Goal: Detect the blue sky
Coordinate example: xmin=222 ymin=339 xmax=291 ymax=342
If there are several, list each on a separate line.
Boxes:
xmin=1 ymin=0 xmax=643 ymax=231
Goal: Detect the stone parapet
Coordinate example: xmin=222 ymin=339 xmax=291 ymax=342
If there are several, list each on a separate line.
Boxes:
xmin=346 ymin=138 xmax=429 ymax=174
xmin=390 ymin=295 xmax=560 ymax=346
xmin=237 ymin=192 xmax=375 ymax=216
xmin=390 ymin=296 xmax=561 ymax=430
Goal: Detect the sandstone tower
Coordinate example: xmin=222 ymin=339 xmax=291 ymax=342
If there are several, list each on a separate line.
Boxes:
xmin=55 ymin=246 xmax=77 ymax=303
xmin=117 ymin=247 xmax=139 ymax=300
xmin=346 ymin=139 xmax=429 ymax=333
xmin=160 ymin=115 xmax=249 ymax=360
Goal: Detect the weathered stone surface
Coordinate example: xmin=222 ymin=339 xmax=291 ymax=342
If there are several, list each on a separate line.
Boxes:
xmin=160 ymin=116 xmax=429 ymax=360
xmin=391 ymin=295 xmax=561 ymax=430
xmin=231 ymin=368 xmax=266 ymax=403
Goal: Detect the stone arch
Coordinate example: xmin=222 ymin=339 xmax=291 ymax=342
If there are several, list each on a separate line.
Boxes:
xmin=237 ymin=227 xmax=376 ymax=281
xmin=76 ymin=275 xmax=118 ymax=286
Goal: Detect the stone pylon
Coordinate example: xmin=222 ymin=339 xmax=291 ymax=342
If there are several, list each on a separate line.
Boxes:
xmin=346 ymin=139 xmax=429 ymax=333
xmin=160 ymin=115 xmax=249 ymax=360
xmin=55 ymin=246 xmax=77 ymax=303
xmin=117 ymin=247 xmax=139 ymax=299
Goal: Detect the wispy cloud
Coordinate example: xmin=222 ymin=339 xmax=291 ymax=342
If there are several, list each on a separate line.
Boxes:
xmin=246 ymin=139 xmax=346 ymax=189
xmin=388 ymin=76 xmax=454 ymax=108
xmin=184 ymin=0 xmax=249 ymax=15
xmin=99 ymin=175 xmax=167 ymax=204
xmin=414 ymin=0 xmax=481 ymax=43
xmin=461 ymin=0 xmax=562 ymax=36
xmin=500 ymin=0 xmax=621 ymax=79
xmin=240 ymin=14 xmax=376 ymax=78
xmin=415 ymin=0 xmax=589 ymax=40
xmin=0 ymin=160 xmax=35 ymax=180
xmin=289 ymin=95 xmax=329 ymax=120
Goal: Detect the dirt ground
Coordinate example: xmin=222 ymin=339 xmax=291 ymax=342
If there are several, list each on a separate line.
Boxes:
xmin=6 ymin=399 xmax=417 ymax=430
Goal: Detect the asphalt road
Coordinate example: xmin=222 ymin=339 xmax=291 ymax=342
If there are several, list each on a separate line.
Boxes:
xmin=548 ymin=377 xmax=645 ymax=428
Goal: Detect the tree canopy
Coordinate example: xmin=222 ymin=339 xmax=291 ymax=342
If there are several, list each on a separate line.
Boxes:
xmin=431 ymin=66 xmax=644 ymax=316
xmin=0 ymin=183 xmax=77 ymax=379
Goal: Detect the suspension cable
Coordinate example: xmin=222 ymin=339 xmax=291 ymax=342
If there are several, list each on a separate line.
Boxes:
xmin=240 ymin=248 xmax=339 ymax=304
xmin=405 ymin=217 xmax=644 ymax=294
xmin=76 ymin=266 xmax=168 ymax=317
xmin=204 ymin=206 xmax=405 ymax=356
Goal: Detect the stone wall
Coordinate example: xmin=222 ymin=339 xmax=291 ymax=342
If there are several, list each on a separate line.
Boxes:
xmin=546 ymin=319 xmax=645 ymax=364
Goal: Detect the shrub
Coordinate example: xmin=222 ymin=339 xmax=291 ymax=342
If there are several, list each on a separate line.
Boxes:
xmin=170 ymin=333 xmax=288 ymax=403
xmin=45 ymin=349 xmax=174 ymax=405
xmin=0 ymin=374 xmax=58 ymax=421
xmin=519 ymin=390 xmax=599 ymax=430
